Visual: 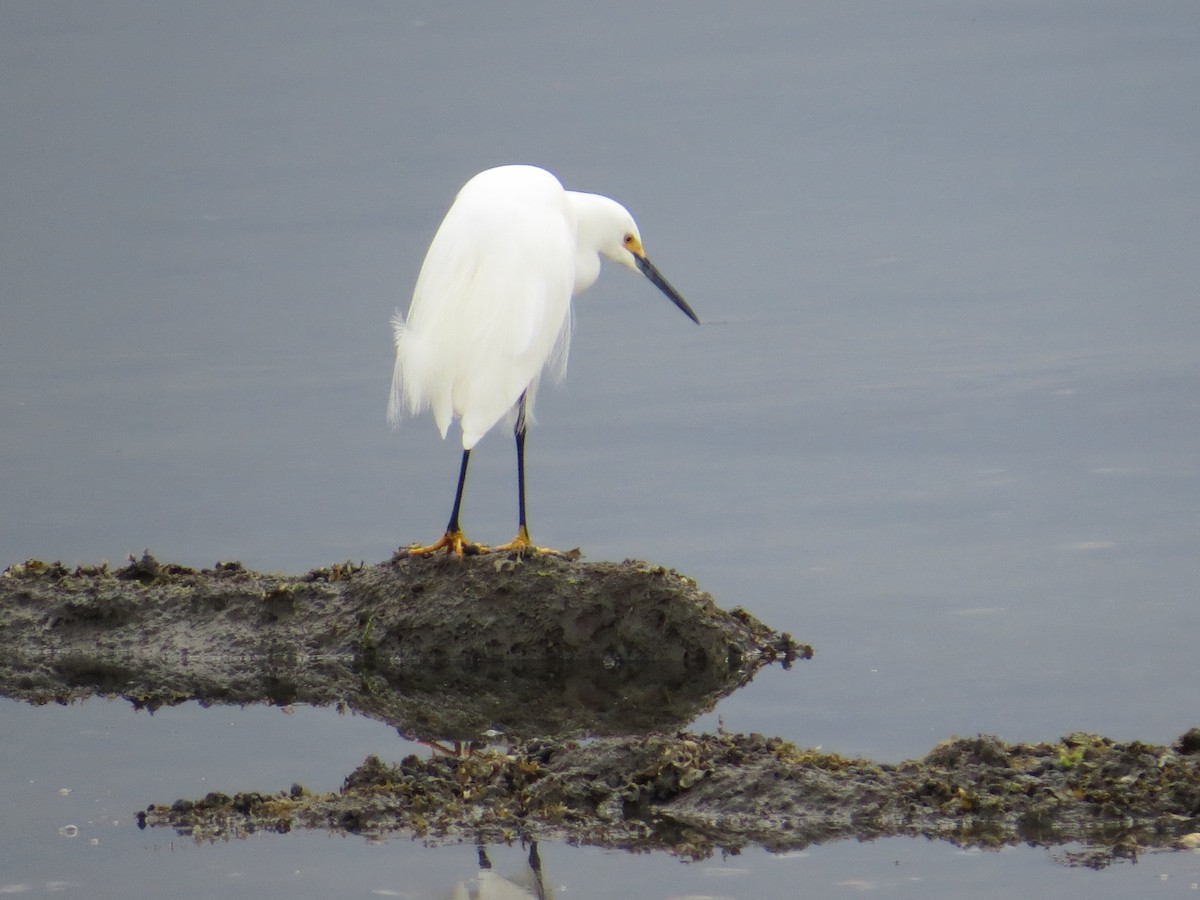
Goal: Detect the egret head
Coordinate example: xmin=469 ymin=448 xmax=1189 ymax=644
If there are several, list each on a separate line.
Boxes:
xmin=569 ymin=191 xmax=700 ymax=324
xmin=573 ymin=194 xmax=641 ymax=268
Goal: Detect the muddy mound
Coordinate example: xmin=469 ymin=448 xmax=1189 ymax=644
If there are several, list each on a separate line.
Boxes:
xmin=146 ymin=729 xmax=1200 ymax=867
xmin=0 ymin=552 xmax=805 ymax=741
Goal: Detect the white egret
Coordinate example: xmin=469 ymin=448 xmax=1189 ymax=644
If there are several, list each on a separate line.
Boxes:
xmin=388 ymin=165 xmax=699 ymax=556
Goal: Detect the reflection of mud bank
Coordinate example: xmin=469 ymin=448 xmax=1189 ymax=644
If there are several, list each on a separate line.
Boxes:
xmin=1 ymin=553 xmax=804 ymax=740
xmin=148 ymin=730 xmax=1200 ymax=868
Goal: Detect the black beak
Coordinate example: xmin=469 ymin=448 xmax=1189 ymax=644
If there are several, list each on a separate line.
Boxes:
xmin=635 ymin=254 xmax=700 ymax=324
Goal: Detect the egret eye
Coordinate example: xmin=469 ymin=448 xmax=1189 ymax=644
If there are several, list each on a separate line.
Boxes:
xmin=623 ymin=234 xmax=635 ymax=246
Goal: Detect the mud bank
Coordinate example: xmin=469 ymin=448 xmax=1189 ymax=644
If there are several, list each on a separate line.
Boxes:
xmin=0 ymin=552 xmax=804 ymax=740
xmin=5 ymin=554 xmax=1196 ymax=867
xmin=147 ymin=729 xmax=1200 ymax=868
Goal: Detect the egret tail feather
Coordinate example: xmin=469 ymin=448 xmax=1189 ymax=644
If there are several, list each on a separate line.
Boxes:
xmin=387 ymin=310 xmax=407 ymax=429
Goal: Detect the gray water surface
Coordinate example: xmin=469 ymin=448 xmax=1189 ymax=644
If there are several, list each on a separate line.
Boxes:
xmin=3 ymin=2 xmax=1198 ymax=896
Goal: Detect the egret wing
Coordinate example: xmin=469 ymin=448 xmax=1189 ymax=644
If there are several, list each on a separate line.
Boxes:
xmin=392 ymin=172 xmax=576 ymax=450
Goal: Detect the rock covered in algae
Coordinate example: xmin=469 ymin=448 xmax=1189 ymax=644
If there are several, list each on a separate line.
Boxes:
xmin=146 ymin=729 xmax=1200 ymax=867
xmin=0 ymin=552 xmax=807 ymax=741
xmin=1 ymin=551 xmax=801 ymax=665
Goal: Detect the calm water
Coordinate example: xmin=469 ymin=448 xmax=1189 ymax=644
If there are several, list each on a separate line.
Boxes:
xmin=3 ymin=2 xmax=1198 ymax=895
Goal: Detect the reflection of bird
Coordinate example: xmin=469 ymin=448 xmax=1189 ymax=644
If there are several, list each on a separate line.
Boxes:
xmin=447 ymin=842 xmax=550 ymax=900
xmin=389 ymin=165 xmax=699 ymax=557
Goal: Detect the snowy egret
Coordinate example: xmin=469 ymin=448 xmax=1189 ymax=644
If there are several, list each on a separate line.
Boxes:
xmin=389 ymin=165 xmax=699 ymax=556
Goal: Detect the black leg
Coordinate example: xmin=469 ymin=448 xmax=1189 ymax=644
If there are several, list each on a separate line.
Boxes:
xmin=495 ymin=391 xmax=562 ymax=555
xmin=525 ymin=840 xmax=546 ymax=900
xmin=514 ymin=396 xmax=528 ymax=538
xmin=409 ymin=447 xmax=476 ymax=556
xmin=446 ymin=448 xmax=471 ymax=534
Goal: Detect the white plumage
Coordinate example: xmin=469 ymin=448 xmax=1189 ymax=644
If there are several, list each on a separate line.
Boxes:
xmin=388 ymin=165 xmax=698 ymax=556
xmin=389 ymin=166 xmax=576 ymax=449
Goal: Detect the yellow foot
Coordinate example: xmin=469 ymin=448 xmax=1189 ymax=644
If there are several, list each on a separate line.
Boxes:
xmin=493 ymin=526 xmax=567 ymax=557
xmin=406 ymin=530 xmax=488 ymax=557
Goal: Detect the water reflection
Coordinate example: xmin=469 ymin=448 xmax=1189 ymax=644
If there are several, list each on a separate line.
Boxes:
xmin=447 ymin=842 xmax=549 ymax=900
xmin=2 ymin=651 xmax=770 ymax=745
xmin=363 ymin=657 xmax=764 ymax=743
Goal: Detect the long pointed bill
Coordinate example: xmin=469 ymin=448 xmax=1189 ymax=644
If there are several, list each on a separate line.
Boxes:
xmin=635 ymin=254 xmax=700 ymax=324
